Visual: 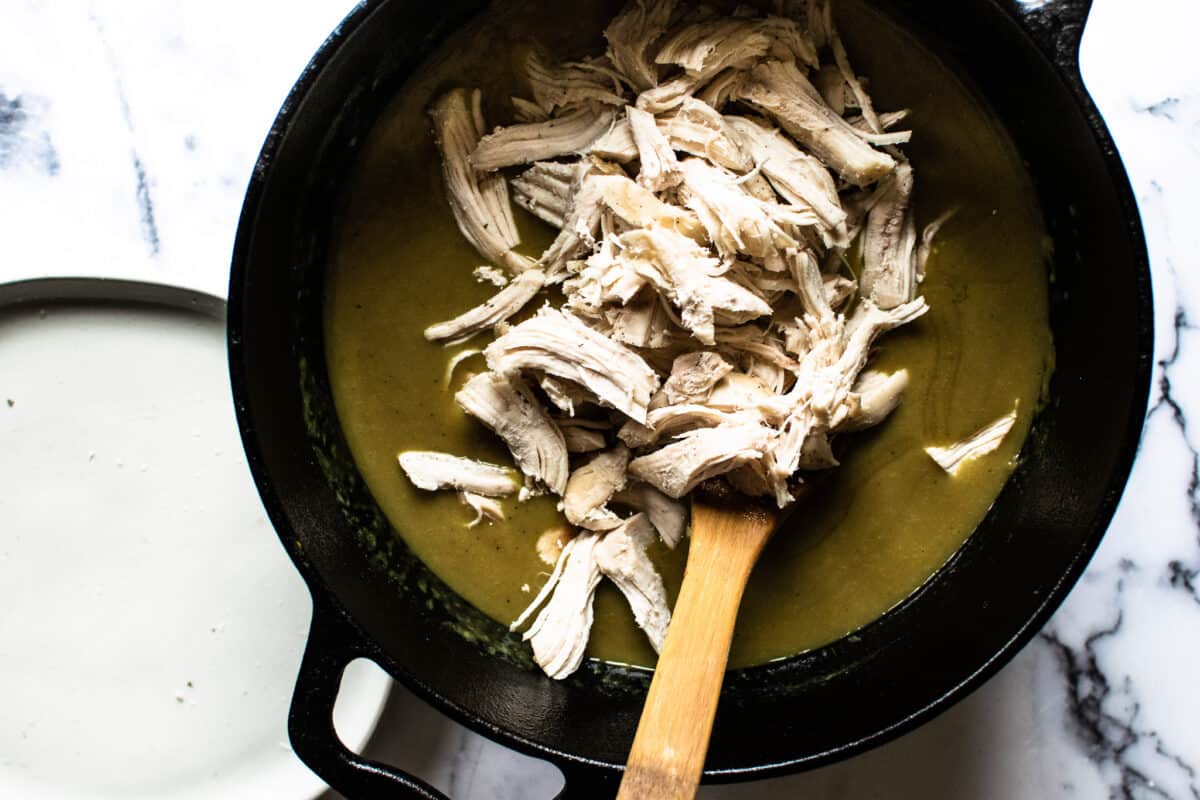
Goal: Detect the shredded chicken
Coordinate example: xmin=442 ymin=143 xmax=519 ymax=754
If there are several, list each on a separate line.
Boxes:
xmin=511 ymin=96 xmax=550 ymax=123
xmin=536 ymin=162 xmax=621 ymax=275
xmin=660 ymin=351 xmax=735 ymax=405
xmin=628 ymin=105 xmax=684 ymax=191
xmin=654 ymin=18 xmax=771 ymax=76
xmin=676 ymin=157 xmax=811 ymax=259
xmin=634 ymin=16 xmax=777 ymax=113
xmin=557 ymin=417 xmax=610 ymax=453
xmin=594 ymin=514 xmax=671 ymax=650
xmin=428 ymin=89 xmax=530 ymax=274
xmin=824 ymin=274 xmax=858 ymax=309
xmin=725 ymin=116 xmax=848 ymax=244
xmin=593 ymin=174 xmax=705 ymax=238
xmin=523 ymin=50 xmax=628 ymax=114
xmin=838 ymin=369 xmax=909 ymax=432
xmin=734 ymin=60 xmax=896 ymax=186
xmin=660 ymin=98 xmax=753 ymax=172
xmin=471 ymin=105 xmax=619 ymax=172
xmin=562 ymin=446 xmax=631 ymax=530
xmin=484 ymin=307 xmax=661 ymax=423
xmin=604 ymin=0 xmax=675 ymax=92
xmin=828 ymin=18 xmax=881 ymax=133
xmin=442 ymin=348 xmax=482 ymax=387
xmin=539 ymin=374 xmax=592 ymax=416
xmin=511 ymin=532 xmax=603 ymax=679
xmin=398 ymin=451 xmax=517 ymax=496
xmin=611 ymin=482 xmax=689 ymax=548
xmin=926 ymin=406 xmax=1019 ymax=475
xmin=424 ymin=269 xmax=546 ymax=344
xmin=628 ymin=423 xmax=771 ymax=498
xmin=619 ymin=403 xmax=757 ymax=448
xmin=586 ymin=116 xmax=639 ymax=163
xmin=861 ymin=160 xmax=918 ymax=309
xmin=760 ymin=15 xmax=819 ymax=67
xmin=455 ymin=372 xmax=569 ymax=494
xmin=917 ymin=208 xmax=956 ymax=282
xmin=695 ymin=68 xmax=745 ymax=110
xmin=603 ymin=291 xmax=675 ymax=348
xmin=511 ymin=161 xmax=584 ymax=228
xmin=419 ymin=0 xmax=960 ymax=680
xmin=459 ymin=491 xmax=505 ymax=527
xmin=618 ymin=225 xmax=772 ymax=344
xmin=474 ymin=265 xmax=509 ymax=287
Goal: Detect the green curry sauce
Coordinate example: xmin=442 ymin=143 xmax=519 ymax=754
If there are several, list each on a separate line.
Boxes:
xmin=323 ymin=0 xmax=1053 ymax=668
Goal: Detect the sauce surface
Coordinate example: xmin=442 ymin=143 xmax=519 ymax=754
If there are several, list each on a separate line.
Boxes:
xmin=324 ymin=0 xmax=1054 ymax=668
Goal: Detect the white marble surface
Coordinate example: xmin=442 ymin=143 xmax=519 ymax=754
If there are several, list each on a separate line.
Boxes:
xmin=2 ymin=0 xmax=1198 ymax=797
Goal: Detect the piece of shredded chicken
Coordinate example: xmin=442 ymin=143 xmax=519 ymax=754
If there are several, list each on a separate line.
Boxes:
xmin=611 ymin=482 xmax=689 ymax=548
xmin=510 ymin=531 xmax=603 ymax=679
xmin=404 ymin=0 xmax=978 ymax=680
xmin=628 ymin=422 xmax=772 ymax=497
xmin=628 ymin=105 xmax=684 ymax=191
xmin=523 ymin=50 xmax=629 ymax=114
xmin=471 ymin=106 xmax=620 ymax=172
xmin=562 ymin=445 xmax=631 ymax=530
xmin=454 ymin=372 xmax=569 ymax=494
xmin=459 ymin=491 xmax=505 ymax=527
xmin=861 ymin=159 xmax=919 ymax=309
xmin=604 ymin=0 xmax=675 ymax=92
xmin=926 ymin=406 xmax=1019 ymax=475
xmin=424 ymin=269 xmax=546 ymax=344
xmin=734 ymin=59 xmax=895 ymax=186
xmin=593 ymin=513 xmax=671 ymax=650
xmin=557 ymin=417 xmax=610 ymax=453
xmin=428 ymin=89 xmax=531 ymax=274
xmin=484 ymin=307 xmax=661 ymax=423
xmin=398 ymin=451 xmax=517 ymax=496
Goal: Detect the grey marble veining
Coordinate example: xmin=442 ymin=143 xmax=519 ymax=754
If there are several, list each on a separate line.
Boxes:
xmin=3 ymin=0 xmax=1198 ymax=797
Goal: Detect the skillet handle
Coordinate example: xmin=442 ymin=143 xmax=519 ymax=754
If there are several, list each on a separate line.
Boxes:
xmin=554 ymin=764 xmax=623 ymax=799
xmin=289 ymin=594 xmax=448 ymax=800
xmin=1011 ymin=0 xmax=1093 ymax=73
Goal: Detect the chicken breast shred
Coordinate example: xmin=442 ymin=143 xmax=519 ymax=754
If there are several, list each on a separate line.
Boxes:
xmin=398 ymin=451 xmax=517 ymax=497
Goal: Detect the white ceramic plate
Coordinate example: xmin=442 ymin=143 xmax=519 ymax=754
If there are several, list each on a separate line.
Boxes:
xmin=0 ymin=299 xmax=390 ymax=799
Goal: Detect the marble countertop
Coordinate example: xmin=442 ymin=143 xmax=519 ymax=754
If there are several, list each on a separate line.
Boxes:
xmin=3 ymin=1 xmax=1197 ymax=797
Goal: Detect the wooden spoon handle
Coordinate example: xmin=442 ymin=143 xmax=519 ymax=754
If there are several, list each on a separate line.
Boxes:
xmin=616 ymin=504 xmax=776 ymax=800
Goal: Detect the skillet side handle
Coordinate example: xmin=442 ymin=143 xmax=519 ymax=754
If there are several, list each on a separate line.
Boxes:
xmin=289 ymin=595 xmax=448 ymax=800
xmin=1011 ymin=0 xmax=1094 ymax=75
xmin=554 ymin=763 xmax=623 ymax=800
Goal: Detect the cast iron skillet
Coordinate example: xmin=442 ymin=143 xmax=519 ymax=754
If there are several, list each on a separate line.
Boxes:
xmin=228 ymin=0 xmax=1153 ymax=796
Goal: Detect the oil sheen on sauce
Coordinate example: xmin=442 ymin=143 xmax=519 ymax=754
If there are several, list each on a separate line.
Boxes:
xmin=323 ymin=0 xmax=1054 ymax=668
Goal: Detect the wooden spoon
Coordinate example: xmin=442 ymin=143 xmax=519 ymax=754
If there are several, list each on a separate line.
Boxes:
xmin=616 ymin=487 xmax=789 ymax=800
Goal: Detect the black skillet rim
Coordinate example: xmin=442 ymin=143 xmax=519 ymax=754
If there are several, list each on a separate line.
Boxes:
xmin=228 ymin=0 xmax=1154 ymax=783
